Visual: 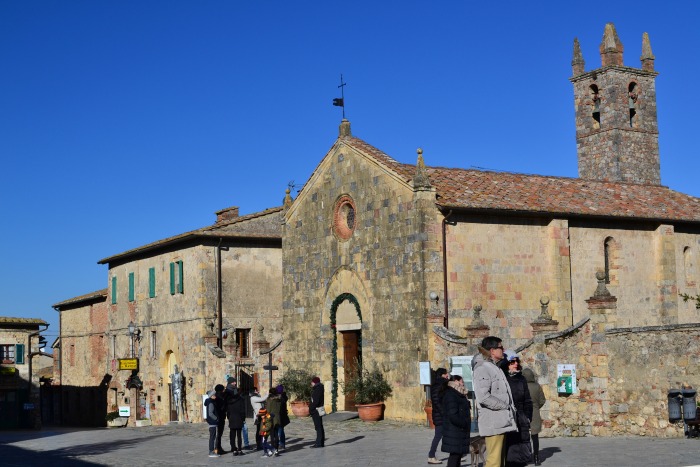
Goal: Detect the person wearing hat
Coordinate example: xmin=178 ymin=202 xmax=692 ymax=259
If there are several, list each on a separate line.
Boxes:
xmin=213 ymin=384 xmax=226 ymax=455
xmin=275 ymin=385 xmax=290 ymax=451
xmin=499 ymin=351 xmax=533 ymax=467
xmin=257 ymin=407 xmax=274 ymax=457
xmin=205 ymin=389 xmax=222 ymax=458
xmin=249 ymin=387 xmax=269 ymax=451
xmin=225 ymin=377 xmax=246 ymax=456
xmin=472 ymin=336 xmax=518 ymax=467
xmin=427 ymin=367 xmax=451 ymax=464
xmin=309 ymin=376 xmax=325 ymax=448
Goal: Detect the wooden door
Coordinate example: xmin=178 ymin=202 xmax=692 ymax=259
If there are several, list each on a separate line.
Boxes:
xmin=342 ymin=331 xmax=361 ymax=411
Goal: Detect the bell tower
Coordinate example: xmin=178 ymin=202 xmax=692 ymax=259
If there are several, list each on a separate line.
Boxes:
xmin=571 ymin=23 xmax=660 ymax=185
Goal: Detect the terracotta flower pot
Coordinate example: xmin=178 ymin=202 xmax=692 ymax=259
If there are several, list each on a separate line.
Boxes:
xmin=290 ymin=400 xmax=310 ymax=417
xmin=356 ymin=402 xmax=384 ymax=422
xmin=424 ymin=405 xmax=435 ymax=429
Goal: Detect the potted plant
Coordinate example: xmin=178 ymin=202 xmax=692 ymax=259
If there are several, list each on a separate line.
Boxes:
xmin=279 ymin=368 xmax=313 ymax=417
xmin=105 ymin=410 xmax=127 ymax=427
xmin=342 ymin=362 xmax=393 ymax=422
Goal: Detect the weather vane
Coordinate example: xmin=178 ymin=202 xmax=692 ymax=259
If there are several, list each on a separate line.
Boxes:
xmin=332 ymin=74 xmax=346 ymax=119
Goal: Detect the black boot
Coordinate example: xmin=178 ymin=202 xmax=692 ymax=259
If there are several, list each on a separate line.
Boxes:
xmin=534 ymin=453 xmax=541 ymax=466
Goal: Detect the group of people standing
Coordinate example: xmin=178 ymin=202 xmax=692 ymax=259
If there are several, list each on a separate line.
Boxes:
xmin=204 ymin=377 xmax=290 ymax=458
xmin=428 ymin=335 xmax=546 ymax=467
xmin=204 ymin=374 xmax=326 ymax=459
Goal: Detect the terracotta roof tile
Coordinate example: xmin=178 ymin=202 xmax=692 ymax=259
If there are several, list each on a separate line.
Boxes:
xmin=341 ymin=135 xmax=700 ymax=223
xmin=98 ymin=207 xmax=283 ymax=264
xmin=52 ymin=289 xmax=108 ymax=309
xmin=0 ymin=316 xmax=48 ymax=325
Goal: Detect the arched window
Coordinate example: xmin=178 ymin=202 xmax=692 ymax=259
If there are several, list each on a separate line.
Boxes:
xmin=628 ymin=82 xmax=638 ymax=128
xmin=684 ymin=246 xmax=695 ymax=286
xmin=590 ymin=84 xmax=601 ymax=129
xmin=604 ymin=237 xmax=616 ymax=284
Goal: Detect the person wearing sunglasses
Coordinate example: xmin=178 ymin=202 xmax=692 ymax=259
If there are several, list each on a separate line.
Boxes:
xmin=472 ymin=336 xmax=518 ymax=467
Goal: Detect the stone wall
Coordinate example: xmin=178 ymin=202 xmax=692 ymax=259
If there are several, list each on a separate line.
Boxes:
xmin=283 ymin=140 xmax=439 ymax=420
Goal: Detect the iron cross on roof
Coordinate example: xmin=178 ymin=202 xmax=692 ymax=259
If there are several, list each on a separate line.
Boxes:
xmin=333 ymin=74 xmax=347 ymax=119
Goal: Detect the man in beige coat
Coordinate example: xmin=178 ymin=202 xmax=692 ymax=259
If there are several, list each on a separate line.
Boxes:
xmin=472 ymin=336 xmax=518 ymax=467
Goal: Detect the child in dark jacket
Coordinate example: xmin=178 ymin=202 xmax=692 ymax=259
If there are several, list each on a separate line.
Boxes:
xmin=205 ymin=390 xmax=222 ymax=457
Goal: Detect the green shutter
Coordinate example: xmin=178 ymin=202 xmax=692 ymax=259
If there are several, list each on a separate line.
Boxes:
xmin=15 ymin=344 xmax=25 ymax=364
xmin=177 ymin=260 xmax=184 ymax=294
xmin=112 ymin=276 xmax=117 ymax=304
xmin=149 ymin=267 xmax=156 ymax=298
xmin=128 ymin=272 xmax=135 ymax=302
xmin=170 ymin=262 xmax=175 ymax=295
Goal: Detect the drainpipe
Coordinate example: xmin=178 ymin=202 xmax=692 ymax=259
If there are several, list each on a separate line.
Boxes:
xmin=216 ymin=238 xmax=223 ymax=348
xmin=441 ymin=210 xmax=453 ymax=329
xmin=27 ymin=323 xmax=49 ymax=429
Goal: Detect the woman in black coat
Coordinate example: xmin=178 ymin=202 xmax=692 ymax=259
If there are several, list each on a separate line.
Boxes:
xmin=440 ymin=375 xmax=471 ymax=467
xmin=500 ymin=353 xmax=533 ymax=467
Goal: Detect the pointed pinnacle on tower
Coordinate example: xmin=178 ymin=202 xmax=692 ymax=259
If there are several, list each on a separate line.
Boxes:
xmin=412 ymin=148 xmax=432 ymax=191
xmin=600 ymin=23 xmax=624 ymax=67
xmin=641 ymin=32 xmax=655 ymax=72
xmin=572 ymin=38 xmax=585 ymax=75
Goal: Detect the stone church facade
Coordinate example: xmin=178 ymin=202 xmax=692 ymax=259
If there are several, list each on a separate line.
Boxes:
xmin=282 ymin=23 xmax=700 ymax=430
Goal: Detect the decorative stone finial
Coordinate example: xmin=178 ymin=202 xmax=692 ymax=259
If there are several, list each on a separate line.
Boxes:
xmin=640 ymin=32 xmax=655 ymax=71
xmin=339 ymin=118 xmax=351 ymax=137
xmin=472 ymin=304 xmax=484 ymax=326
xmin=283 ymin=188 xmax=293 ymax=209
xmin=537 ymin=296 xmax=552 ymax=320
xmin=594 ymin=270 xmax=612 ymax=297
xmin=572 ymin=38 xmax=585 ymax=75
xmin=413 ymin=147 xmax=432 ymax=191
xmin=600 ymin=23 xmax=624 ymax=67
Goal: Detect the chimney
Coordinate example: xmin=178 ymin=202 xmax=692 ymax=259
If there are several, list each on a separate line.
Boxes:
xmin=215 ymin=206 xmax=239 ymax=224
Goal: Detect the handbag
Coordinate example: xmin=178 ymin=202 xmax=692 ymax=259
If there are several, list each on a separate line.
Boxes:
xmin=316 ymin=406 xmax=327 ymax=417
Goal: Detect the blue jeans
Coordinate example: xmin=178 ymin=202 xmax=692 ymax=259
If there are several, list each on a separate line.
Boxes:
xmin=429 ymin=424 xmax=443 ymax=457
xmin=208 ymin=426 xmax=217 ymax=452
xmin=277 ymin=425 xmax=286 ymax=447
xmin=242 ymin=421 xmax=249 ymax=447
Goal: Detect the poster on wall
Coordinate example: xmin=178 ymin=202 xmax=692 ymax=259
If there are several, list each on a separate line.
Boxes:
xmin=419 ymin=361 xmax=431 ymax=385
xmin=556 ymin=364 xmax=577 ymax=395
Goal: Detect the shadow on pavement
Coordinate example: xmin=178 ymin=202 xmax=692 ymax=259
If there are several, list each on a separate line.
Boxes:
xmin=539 ymin=446 xmax=562 ymax=463
xmin=0 ymin=433 xmax=168 ymax=467
xmin=330 ymin=435 xmax=364 ymax=445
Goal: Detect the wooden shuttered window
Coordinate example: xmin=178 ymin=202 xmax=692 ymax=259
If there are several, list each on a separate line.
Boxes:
xmin=111 ymin=276 xmax=117 ymax=304
xmin=15 ymin=344 xmax=25 ymax=364
xmin=149 ymin=267 xmax=156 ymax=298
xmin=128 ymin=272 xmax=135 ymax=302
xmin=170 ymin=261 xmax=184 ymax=295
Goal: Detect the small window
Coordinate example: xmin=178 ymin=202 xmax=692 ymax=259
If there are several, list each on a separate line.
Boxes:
xmin=128 ymin=272 xmax=135 ymax=302
xmin=111 ymin=276 xmax=117 ymax=304
xmin=150 ymin=331 xmax=157 ymax=359
xmin=170 ymin=261 xmax=184 ymax=295
xmin=590 ymin=84 xmax=601 ymax=129
xmin=149 ymin=267 xmax=156 ymax=298
xmin=628 ymin=82 xmax=638 ymax=128
xmin=604 ymin=237 xmax=617 ymax=284
xmin=0 ymin=344 xmax=16 ymax=364
xmin=112 ymin=335 xmax=117 ymax=359
xmin=236 ymin=329 xmax=250 ymax=358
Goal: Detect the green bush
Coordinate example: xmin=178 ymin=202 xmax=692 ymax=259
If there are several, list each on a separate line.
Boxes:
xmin=342 ymin=362 xmax=393 ymax=405
xmin=105 ymin=410 xmax=121 ymax=422
xmin=279 ymin=368 xmax=313 ymax=402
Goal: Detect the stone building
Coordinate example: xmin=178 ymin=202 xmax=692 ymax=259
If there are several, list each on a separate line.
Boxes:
xmin=0 ymin=317 xmax=49 ymax=429
xmin=55 ymin=206 xmax=283 ymax=426
xmin=282 ymin=23 xmax=700 ymax=429
xmin=52 ymin=288 xmax=108 ymax=426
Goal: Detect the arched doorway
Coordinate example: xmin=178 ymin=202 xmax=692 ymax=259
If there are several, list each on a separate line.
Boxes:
xmin=330 ymin=293 xmax=362 ymax=411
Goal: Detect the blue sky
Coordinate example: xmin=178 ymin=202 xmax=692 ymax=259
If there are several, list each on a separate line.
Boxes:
xmin=2 ymin=2 xmax=700 ymax=344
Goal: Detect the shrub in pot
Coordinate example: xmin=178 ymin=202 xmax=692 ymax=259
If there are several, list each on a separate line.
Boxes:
xmin=342 ymin=362 xmax=393 ymax=421
xmin=279 ymin=368 xmax=314 ymax=417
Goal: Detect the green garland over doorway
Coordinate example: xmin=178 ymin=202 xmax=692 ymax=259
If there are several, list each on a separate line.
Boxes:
xmin=329 ymin=292 xmax=362 ymax=412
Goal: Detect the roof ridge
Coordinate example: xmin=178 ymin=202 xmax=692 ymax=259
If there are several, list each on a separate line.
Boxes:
xmin=201 ymin=206 xmax=283 ymax=231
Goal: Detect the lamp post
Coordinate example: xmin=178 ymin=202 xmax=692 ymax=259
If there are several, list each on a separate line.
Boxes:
xmin=128 ymin=321 xmax=135 ymax=358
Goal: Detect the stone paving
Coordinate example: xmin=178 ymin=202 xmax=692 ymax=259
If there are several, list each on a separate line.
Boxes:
xmin=1 ymin=415 xmax=700 ymax=466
